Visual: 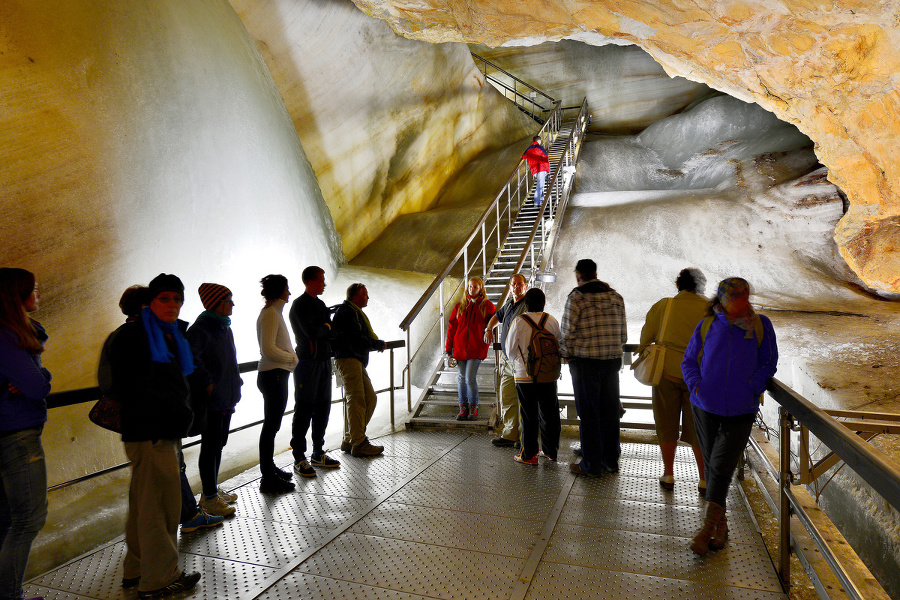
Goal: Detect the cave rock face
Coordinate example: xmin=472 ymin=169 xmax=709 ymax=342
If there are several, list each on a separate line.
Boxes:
xmin=352 ymin=0 xmax=900 ymax=293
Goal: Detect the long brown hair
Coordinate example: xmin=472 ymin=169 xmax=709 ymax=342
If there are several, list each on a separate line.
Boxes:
xmin=0 ymin=268 xmax=43 ymax=354
xmin=459 ymin=277 xmax=489 ymax=318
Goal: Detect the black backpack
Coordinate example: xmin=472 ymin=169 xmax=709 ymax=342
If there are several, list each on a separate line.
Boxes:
xmin=519 ymin=314 xmax=561 ymax=383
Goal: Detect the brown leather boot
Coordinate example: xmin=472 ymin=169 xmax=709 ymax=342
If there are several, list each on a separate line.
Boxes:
xmin=709 ymin=513 xmax=729 ymax=550
xmin=690 ymin=501 xmax=725 ymax=555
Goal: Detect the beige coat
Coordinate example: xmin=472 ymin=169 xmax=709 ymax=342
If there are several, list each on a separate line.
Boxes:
xmin=638 ymin=290 xmax=708 ymax=380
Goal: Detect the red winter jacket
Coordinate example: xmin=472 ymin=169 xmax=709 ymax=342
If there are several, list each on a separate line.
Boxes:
xmin=522 ymin=142 xmax=549 ymax=174
xmin=445 ymin=295 xmax=496 ymax=361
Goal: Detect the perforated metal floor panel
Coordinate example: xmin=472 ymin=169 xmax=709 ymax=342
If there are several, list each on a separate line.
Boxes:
xmin=27 ymin=431 xmax=787 ymax=600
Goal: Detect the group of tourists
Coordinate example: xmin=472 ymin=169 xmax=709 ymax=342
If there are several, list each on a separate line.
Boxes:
xmin=484 ymin=262 xmax=778 ymax=557
xmin=0 ymin=257 xmax=779 ymax=599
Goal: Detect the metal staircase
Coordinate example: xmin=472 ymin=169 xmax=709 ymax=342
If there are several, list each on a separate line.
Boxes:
xmin=402 ymin=105 xmax=587 ymax=430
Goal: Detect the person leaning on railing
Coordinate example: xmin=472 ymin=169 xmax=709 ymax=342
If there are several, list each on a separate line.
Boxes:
xmin=0 ymin=268 xmax=51 ymax=600
xmin=682 ymin=277 xmax=778 ymax=556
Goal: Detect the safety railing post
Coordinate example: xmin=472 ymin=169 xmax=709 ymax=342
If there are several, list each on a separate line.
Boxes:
xmin=389 ymin=345 xmax=395 ymax=429
xmin=778 ymin=406 xmax=792 ymax=587
xmin=406 ymin=329 xmax=412 ymax=412
xmin=463 ymin=247 xmax=468 ymax=279
xmin=481 ymin=222 xmax=487 ymax=276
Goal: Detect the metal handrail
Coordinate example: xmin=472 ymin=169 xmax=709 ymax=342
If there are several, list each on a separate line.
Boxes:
xmin=471 ymin=53 xmax=556 ymax=103
xmin=765 ymin=377 xmax=897 ymax=598
xmin=43 ymin=340 xmax=405 ymax=492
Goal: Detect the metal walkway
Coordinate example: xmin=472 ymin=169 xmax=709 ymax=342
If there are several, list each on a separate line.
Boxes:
xmin=27 ymin=431 xmax=787 ymax=600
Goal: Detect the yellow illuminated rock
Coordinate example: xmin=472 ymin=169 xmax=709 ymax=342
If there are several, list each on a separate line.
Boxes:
xmin=352 ymin=0 xmax=900 ymax=292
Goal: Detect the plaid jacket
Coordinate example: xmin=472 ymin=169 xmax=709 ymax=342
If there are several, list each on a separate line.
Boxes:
xmin=560 ymin=280 xmax=627 ymax=360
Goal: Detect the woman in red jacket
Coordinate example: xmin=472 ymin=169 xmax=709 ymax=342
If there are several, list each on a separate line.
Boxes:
xmin=446 ymin=277 xmax=495 ymax=421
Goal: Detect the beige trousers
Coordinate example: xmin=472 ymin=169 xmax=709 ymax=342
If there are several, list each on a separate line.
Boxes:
xmin=337 ymin=358 xmax=377 ymax=446
xmin=123 ymin=439 xmax=182 ymax=592
xmin=498 ymin=356 xmax=520 ymax=441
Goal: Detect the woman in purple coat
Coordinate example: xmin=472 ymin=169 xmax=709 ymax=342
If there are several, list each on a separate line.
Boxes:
xmin=0 ymin=268 xmax=52 ymax=600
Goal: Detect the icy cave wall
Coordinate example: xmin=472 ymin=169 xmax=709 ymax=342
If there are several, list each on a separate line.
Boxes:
xmin=0 ymin=0 xmax=535 ymax=573
xmin=351 ymin=0 xmax=900 ymax=293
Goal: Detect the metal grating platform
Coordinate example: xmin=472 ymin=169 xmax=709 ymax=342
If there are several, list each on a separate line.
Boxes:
xmin=27 ymin=432 xmax=787 ymax=600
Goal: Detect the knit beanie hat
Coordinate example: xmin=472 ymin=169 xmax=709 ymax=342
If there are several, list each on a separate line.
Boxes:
xmin=148 ymin=273 xmax=185 ymax=299
xmin=198 ymin=283 xmax=232 ymax=310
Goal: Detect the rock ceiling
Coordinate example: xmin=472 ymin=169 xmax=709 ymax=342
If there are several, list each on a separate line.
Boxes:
xmin=351 ymin=0 xmax=900 ymax=293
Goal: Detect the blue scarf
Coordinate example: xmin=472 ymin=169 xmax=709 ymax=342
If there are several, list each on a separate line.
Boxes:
xmin=141 ymin=307 xmax=194 ymax=375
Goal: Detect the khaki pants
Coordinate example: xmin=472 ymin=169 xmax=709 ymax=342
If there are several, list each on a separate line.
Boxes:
xmin=123 ymin=439 xmax=181 ymax=592
xmin=498 ymin=356 xmax=519 ymax=441
xmin=337 ymin=358 xmax=377 ymax=446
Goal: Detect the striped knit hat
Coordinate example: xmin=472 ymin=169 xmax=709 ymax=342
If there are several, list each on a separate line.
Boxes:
xmin=198 ymin=283 xmax=232 ymax=310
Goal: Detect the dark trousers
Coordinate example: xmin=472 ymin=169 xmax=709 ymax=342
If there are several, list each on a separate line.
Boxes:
xmin=257 ymin=368 xmax=290 ymax=476
xmin=199 ymin=410 xmax=232 ymax=498
xmin=178 ymin=449 xmax=197 ymax=524
xmin=569 ymin=357 xmax=621 ymax=474
xmin=292 ymin=359 xmax=332 ymax=461
xmin=692 ymin=405 xmax=755 ymax=507
xmin=516 ymin=381 xmax=560 ymax=460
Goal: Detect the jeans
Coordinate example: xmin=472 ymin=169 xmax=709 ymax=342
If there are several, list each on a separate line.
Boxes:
xmin=0 ymin=427 xmax=47 ymax=600
xmin=292 ymin=360 xmax=332 ymax=461
xmin=456 ymin=359 xmax=482 ymax=407
xmin=199 ymin=410 xmax=232 ymax=498
xmin=516 ymin=381 xmax=560 ymax=460
xmin=257 ymin=368 xmax=290 ymax=476
xmin=569 ymin=357 xmax=621 ymax=474
xmin=534 ymin=171 xmax=547 ymax=206
xmin=178 ymin=450 xmax=198 ymax=524
xmin=692 ymin=405 xmax=755 ymax=507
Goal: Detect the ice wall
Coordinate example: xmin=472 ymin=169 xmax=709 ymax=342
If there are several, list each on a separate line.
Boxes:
xmin=578 ymin=95 xmax=816 ymax=192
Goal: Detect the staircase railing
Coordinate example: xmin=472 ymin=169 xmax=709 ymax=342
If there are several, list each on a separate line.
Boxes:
xmin=398 ymin=100 xmax=588 ymax=414
xmin=471 ymin=53 xmax=556 ymax=121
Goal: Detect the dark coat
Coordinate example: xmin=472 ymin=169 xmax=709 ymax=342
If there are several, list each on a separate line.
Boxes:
xmin=187 ymin=315 xmax=242 ymax=412
xmin=332 ymin=301 xmax=383 ymax=367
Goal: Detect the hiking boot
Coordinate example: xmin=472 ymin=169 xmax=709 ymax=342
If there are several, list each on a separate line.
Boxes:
xmin=259 ymin=475 xmax=295 ymax=494
xmin=122 ymin=577 xmax=141 ymax=588
xmin=491 ymin=437 xmax=515 ymax=447
xmin=514 ymin=452 xmax=538 ymax=465
xmin=352 ymin=439 xmax=384 ymax=457
xmin=199 ymin=494 xmax=236 ymax=517
xmin=294 ymin=459 xmax=317 ymax=477
xmin=137 ymin=571 xmax=201 ymax=599
xmin=217 ymin=488 xmax=237 ymax=504
xmin=340 ymin=440 xmax=353 ymax=453
xmin=311 ymin=453 xmax=340 ymax=468
xmin=267 ymin=466 xmax=292 ymax=481
xmin=709 ymin=513 xmax=729 ymax=550
xmin=181 ymin=510 xmax=224 ymax=533
xmin=468 ymin=405 xmax=478 ymax=420
xmin=691 ymin=501 xmax=725 ymax=555
xmin=456 ymin=405 xmax=469 ymax=420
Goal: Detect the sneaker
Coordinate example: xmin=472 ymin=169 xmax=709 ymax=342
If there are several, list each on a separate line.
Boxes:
xmin=456 ymin=405 xmax=469 ymax=421
xmin=569 ymin=462 xmax=592 ymax=476
xmin=659 ymin=475 xmax=675 ymax=491
xmin=351 ymin=439 xmax=384 ymax=457
xmin=468 ymin=405 xmax=478 ymax=420
xmin=122 ymin=576 xmax=140 ymax=588
xmin=513 ymin=452 xmax=538 ymax=465
xmin=294 ymin=459 xmax=317 ymax=477
xmin=310 ymin=453 xmax=340 ymax=468
xmin=199 ymin=494 xmax=236 ymax=517
xmin=137 ymin=571 xmax=201 ymax=599
xmin=181 ymin=509 xmax=224 ymax=533
xmin=264 ymin=466 xmax=293 ymax=481
xmin=259 ymin=475 xmax=295 ymax=494
xmin=217 ymin=488 xmax=237 ymax=504
xmin=491 ymin=437 xmax=515 ymax=447
xmin=340 ymin=440 xmax=353 ymax=453
xmin=537 ymin=450 xmax=557 ymax=461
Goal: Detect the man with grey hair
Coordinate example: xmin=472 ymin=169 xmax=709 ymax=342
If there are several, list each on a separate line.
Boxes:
xmin=484 ymin=273 xmax=528 ymax=447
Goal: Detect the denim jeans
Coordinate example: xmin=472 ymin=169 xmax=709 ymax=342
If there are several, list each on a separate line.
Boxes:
xmin=534 ymin=171 xmax=547 ymax=206
xmin=257 ymin=368 xmax=290 ymax=476
xmin=456 ymin=359 xmax=482 ymax=407
xmin=0 ymin=427 xmax=48 ymax=600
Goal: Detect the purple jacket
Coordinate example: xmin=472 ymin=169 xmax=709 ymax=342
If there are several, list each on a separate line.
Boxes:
xmin=0 ymin=327 xmax=52 ymax=432
xmin=682 ymin=312 xmax=777 ymax=417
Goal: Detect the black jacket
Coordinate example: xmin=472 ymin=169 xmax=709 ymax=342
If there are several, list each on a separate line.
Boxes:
xmin=110 ymin=319 xmax=193 ymax=442
xmin=332 ymin=301 xmax=383 ymax=367
xmin=289 ymin=293 xmax=334 ymax=360
xmin=186 ymin=315 xmax=242 ymax=412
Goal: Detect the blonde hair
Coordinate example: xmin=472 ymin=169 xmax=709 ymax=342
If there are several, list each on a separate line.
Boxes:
xmin=459 ymin=277 xmax=489 ymax=317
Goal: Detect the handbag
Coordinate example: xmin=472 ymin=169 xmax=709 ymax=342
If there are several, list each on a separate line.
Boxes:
xmin=88 ymin=395 xmax=122 ymax=433
xmin=631 ymin=298 xmax=673 ymax=386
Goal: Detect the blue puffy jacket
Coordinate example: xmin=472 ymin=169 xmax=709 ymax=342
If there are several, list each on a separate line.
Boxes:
xmin=681 ymin=312 xmax=778 ymax=417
